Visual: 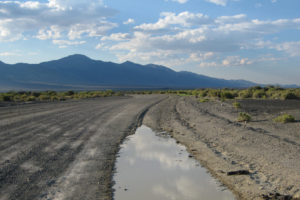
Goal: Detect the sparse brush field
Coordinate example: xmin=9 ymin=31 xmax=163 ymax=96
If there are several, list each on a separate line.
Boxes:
xmin=163 ymin=86 xmax=300 ymax=100
xmin=0 ymin=90 xmax=124 ymax=103
xmin=1 ymin=86 xmax=299 ymax=103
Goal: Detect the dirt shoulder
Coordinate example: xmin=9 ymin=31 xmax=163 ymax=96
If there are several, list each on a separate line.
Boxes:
xmin=143 ymin=95 xmax=300 ymax=200
xmin=0 ymin=95 xmax=165 ymax=200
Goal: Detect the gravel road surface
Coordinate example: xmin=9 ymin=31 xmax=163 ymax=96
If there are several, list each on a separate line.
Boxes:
xmin=0 ymin=95 xmax=164 ymax=200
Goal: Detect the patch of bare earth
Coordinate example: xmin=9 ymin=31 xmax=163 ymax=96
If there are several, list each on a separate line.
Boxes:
xmin=144 ymin=96 xmax=300 ymax=200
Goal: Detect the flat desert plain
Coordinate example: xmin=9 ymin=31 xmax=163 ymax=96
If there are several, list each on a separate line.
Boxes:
xmin=1 ymin=95 xmax=300 ymax=200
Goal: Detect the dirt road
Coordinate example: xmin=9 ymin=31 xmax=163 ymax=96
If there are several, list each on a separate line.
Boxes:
xmin=144 ymin=96 xmax=300 ymax=200
xmin=0 ymin=95 xmax=164 ymax=200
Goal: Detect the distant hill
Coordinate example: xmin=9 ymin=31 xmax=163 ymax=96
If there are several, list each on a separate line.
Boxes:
xmin=0 ymin=54 xmax=258 ymax=91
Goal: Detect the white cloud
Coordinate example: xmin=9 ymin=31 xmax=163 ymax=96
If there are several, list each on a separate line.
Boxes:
xmin=67 ymin=22 xmax=117 ymax=40
xmin=95 ymin=43 xmax=104 ymax=49
xmin=222 ymin=56 xmax=252 ymax=66
xmin=52 ymin=39 xmax=86 ymax=48
xmin=206 ymin=0 xmax=227 ymax=6
xmin=274 ymin=41 xmax=300 ymax=56
xmin=134 ymin=12 xmax=211 ymax=31
xmin=216 ymin=14 xmax=246 ymax=24
xmin=101 ymin=33 xmax=131 ymax=41
xmin=104 ymin=11 xmax=300 ymax=68
xmin=123 ymin=18 xmax=135 ymax=25
xmin=36 ymin=26 xmax=61 ymax=40
xmin=0 ymin=0 xmax=117 ymax=41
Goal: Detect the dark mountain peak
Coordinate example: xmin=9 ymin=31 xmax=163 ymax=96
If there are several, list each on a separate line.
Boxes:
xmin=40 ymin=54 xmax=95 ymax=67
xmin=59 ymin=54 xmax=92 ymax=62
xmin=0 ymin=54 xmax=262 ymax=90
xmin=122 ymin=60 xmax=137 ymax=65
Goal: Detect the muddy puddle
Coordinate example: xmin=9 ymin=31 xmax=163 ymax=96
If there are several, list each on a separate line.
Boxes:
xmin=113 ymin=125 xmax=235 ymax=200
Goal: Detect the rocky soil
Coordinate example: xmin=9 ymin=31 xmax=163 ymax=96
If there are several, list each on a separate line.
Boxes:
xmin=144 ymin=96 xmax=300 ymax=200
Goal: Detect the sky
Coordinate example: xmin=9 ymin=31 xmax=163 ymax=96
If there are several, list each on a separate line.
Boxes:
xmin=0 ymin=0 xmax=300 ymax=85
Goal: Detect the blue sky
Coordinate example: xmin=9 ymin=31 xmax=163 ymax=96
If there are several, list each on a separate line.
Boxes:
xmin=0 ymin=0 xmax=300 ymax=85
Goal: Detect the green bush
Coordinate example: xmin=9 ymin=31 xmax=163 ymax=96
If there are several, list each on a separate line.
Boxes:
xmin=221 ymin=91 xmax=235 ymax=99
xmin=233 ymin=102 xmax=241 ymax=109
xmin=273 ymin=114 xmax=295 ymax=123
xmin=1 ymin=95 xmax=12 ymax=101
xmin=237 ymin=112 xmax=251 ymax=122
xmin=65 ymin=90 xmax=75 ymax=96
xmin=252 ymin=90 xmax=266 ymax=99
xmin=283 ymin=92 xmax=298 ymax=100
xmin=39 ymin=95 xmax=50 ymax=101
xmin=238 ymin=90 xmax=252 ymax=98
xmin=31 ymin=92 xmax=41 ymax=97
xmin=26 ymin=96 xmax=36 ymax=101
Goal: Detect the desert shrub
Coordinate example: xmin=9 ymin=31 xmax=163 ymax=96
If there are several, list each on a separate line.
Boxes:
xmin=47 ymin=91 xmax=57 ymax=96
xmin=233 ymin=102 xmax=241 ymax=109
xmin=58 ymin=96 xmax=66 ymax=101
xmin=13 ymin=95 xmax=21 ymax=102
xmin=1 ymin=95 xmax=12 ymax=101
xmin=273 ymin=114 xmax=295 ymax=123
xmin=237 ymin=112 xmax=251 ymax=122
xmin=31 ymin=92 xmax=41 ymax=97
xmin=26 ymin=96 xmax=36 ymax=101
xmin=64 ymin=90 xmax=75 ymax=96
xmin=208 ymin=89 xmax=221 ymax=98
xmin=238 ymin=90 xmax=252 ymax=98
xmin=249 ymin=86 xmax=262 ymax=91
xmin=198 ymin=90 xmax=208 ymax=98
xmin=50 ymin=96 xmax=59 ymax=101
xmin=282 ymin=92 xmax=298 ymax=100
xmin=221 ymin=91 xmax=235 ymax=99
xmin=252 ymin=90 xmax=266 ymax=99
xmin=39 ymin=95 xmax=50 ymax=101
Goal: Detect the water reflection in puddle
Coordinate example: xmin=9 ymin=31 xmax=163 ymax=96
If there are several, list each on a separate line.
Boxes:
xmin=113 ymin=125 xmax=235 ymax=200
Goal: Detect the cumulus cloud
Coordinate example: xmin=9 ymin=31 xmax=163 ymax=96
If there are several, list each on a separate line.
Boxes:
xmin=52 ymin=39 xmax=86 ymax=48
xmin=104 ymin=11 xmax=300 ymax=68
xmin=36 ymin=26 xmax=61 ymax=40
xmin=274 ymin=41 xmax=300 ymax=56
xmin=101 ymin=33 xmax=132 ymax=41
xmin=134 ymin=12 xmax=211 ymax=31
xmin=222 ymin=56 xmax=252 ymax=66
xmin=0 ymin=0 xmax=117 ymax=42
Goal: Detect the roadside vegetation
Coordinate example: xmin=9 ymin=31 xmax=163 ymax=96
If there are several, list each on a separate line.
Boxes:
xmin=273 ymin=114 xmax=296 ymax=123
xmin=232 ymin=101 xmax=241 ymax=109
xmin=128 ymin=86 xmax=300 ymax=101
xmin=0 ymin=86 xmax=299 ymax=103
xmin=237 ymin=112 xmax=252 ymax=122
xmin=168 ymin=86 xmax=300 ymax=101
xmin=0 ymin=90 xmax=123 ymax=103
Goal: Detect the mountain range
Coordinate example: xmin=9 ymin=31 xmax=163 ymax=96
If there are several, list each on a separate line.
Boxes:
xmin=0 ymin=54 xmax=261 ymax=91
